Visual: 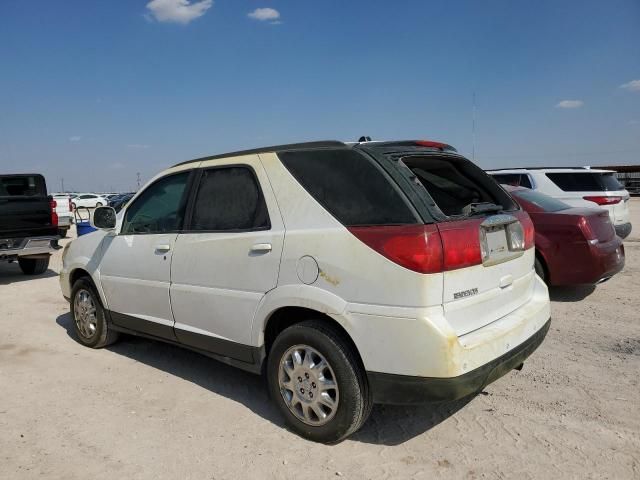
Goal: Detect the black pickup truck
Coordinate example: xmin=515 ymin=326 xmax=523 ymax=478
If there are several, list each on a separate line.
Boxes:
xmin=0 ymin=174 xmax=60 ymax=275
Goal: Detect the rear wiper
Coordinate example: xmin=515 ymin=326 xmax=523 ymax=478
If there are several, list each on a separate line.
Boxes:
xmin=462 ymin=202 xmax=503 ymax=217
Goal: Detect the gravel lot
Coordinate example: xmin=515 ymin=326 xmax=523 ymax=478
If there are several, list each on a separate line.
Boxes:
xmin=1 ymin=200 xmax=639 ymax=479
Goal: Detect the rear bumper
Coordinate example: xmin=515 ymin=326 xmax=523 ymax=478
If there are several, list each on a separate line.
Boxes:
xmin=614 ymin=222 xmax=632 ymax=239
xmin=549 ymin=238 xmax=625 ymax=286
xmin=368 ymin=318 xmax=550 ymax=404
xmin=58 ymin=215 xmax=72 ymax=228
xmin=0 ymin=236 xmax=60 ymax=259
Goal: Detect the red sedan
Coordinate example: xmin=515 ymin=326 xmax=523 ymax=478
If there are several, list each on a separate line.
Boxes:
xmin=505 ymin=186 xmax=625 ymax=286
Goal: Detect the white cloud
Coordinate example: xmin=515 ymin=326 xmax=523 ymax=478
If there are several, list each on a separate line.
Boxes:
xmin=248 ymin=8 xmax=280 ymax=21
xmin=619 ymin=79 xmax=640 ymax=92
xmin=146 ymin=0 xmax=212 ymax=25
xmin=69 ymin=136 xmax=82 ymax=142
xmin=555 ymin=100 xmax=584 ymax=109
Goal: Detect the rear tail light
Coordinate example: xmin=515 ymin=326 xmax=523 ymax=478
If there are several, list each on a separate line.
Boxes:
xmin=437 ymin=219 xmax=483 ymax=270
xmin=69 ymin=198 xmax=73 ymax=211
xmin=513 ymin=211 xmax=535 ymax=249
xmin=348 ymin=225 xmax=444 ymax=274
xmin=350 ymin=212 xmax=534 ymax=274
xmin=583 ymin=195 xmax=622 ymax=205
xmin=348 ymin=220 xmax=484 ymax=274
xmin=49 ymin=199 xmax=58 ymax=227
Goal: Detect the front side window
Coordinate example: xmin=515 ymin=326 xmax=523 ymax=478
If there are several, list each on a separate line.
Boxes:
xmin=492 ymin=173 xmax=532 ymax=189
xmin=121 ymin=172 xmax=190 ymax=234
xmin=189 ymin=167 xmax=270 ymax=231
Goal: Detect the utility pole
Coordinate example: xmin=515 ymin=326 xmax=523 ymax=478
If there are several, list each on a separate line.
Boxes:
xmin=472 ymin=91 xmax=477 ymax=162
xmin=136 ymin=172 xmax=141 ymax=189
xmin=61 ymin=177 xmax=65 ymax=193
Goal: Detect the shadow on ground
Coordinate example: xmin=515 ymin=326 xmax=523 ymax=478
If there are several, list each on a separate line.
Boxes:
xmin=0 ymin=261 xmax=58 ymax=286
xmin=56 ymin=312 xmax=472 ymax=446
xmin=549 ymin=285 xmax=596 ymax=302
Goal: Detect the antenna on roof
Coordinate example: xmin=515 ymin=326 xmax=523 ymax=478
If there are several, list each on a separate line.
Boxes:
xmin=358 ymin=136 xmax=372 ymax=142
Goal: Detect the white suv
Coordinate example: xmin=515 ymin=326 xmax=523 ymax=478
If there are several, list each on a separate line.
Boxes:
xmin=60 ymin=140 xmax=550 ymax=443
xmin=487 ymin=168 xmax=632 ymax=239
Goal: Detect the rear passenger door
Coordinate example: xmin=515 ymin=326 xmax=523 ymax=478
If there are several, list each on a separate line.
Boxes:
xmin=170 ymin=156 xmax=284 ymax=361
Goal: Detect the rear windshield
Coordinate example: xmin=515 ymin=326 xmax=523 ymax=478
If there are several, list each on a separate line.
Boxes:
xmin=0 ymin=175 xmax=46 ymax=197
xmin=512 ymin=189 xmax=569 ymax=212
xmin=546 ymin=172 xmax=623 ymax=192
xmin=278 ymin=149 xmax=417 ymax=226
xmin=398 ymin=156 xmax=517 ymax=217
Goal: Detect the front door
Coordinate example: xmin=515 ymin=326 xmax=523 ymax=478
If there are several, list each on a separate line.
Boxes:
xmin=99 ymin=170 xmax=192 ymax=339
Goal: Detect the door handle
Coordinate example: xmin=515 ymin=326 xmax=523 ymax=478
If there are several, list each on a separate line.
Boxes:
xmin=250 ymin=243 xmax=272 ymax=253
xmin=155 ymin=244 xmax=171 ymax=253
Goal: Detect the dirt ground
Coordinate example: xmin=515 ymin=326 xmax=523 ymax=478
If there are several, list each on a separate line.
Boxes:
xmin=1 ymin=201 xmax=639 ymax=480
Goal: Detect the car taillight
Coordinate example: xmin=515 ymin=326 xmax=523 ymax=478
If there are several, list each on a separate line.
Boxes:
xmin=348 ymin=225 xmax=444 ymax=274
xmin=513 ymin=211 xmax=535 ymax=249
xmin=348 ymin=221 xmax=486 ymax=274
xmin=436 ymin=219 xmax=483 ymax=270
xmin=69 ymin=199 xmax=73 ymax=211
xmin=50 ymin=199 xmax=58 ymax=227
xmin=583 ymin=195 xmax=622 ymax=205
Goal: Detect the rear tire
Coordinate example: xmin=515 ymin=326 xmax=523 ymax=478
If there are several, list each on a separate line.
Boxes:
xmin=70 ymin=277 xmax=119 ymax=348
xmin=267 ymin=319 xmax=372 ymax=444
xmin=18 ymin=257 xmax=50 ymax=275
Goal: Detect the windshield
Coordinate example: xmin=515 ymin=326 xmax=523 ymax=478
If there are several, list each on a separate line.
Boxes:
xmin=513 ymin=189 xmax=570 ymax=212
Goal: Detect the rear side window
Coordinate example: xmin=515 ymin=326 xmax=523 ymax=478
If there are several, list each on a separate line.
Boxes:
xmin=546 ymin=172 xmax=623 ymax=192
xmin=188 ymin=167 xmax=270 ymax=231
xmin=278 ymin=149 xmax=416 ymax=226
xmin=122 ymin=172 xmax=190 ymax=234
xmin=0 ymin=175 xmax=46 ymax=197
xmin=491 ymin=173 xmax=532 ymax=189
xmin=512 ymin=189 xmax=569 ymax=212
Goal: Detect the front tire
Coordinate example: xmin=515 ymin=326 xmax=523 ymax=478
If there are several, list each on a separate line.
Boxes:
xmin=70 ymin=277 xmax=119 ymax=348
xmin=267 ymin=320 xmax=372 ymax=444
xmin=18 ymin=256 xmax=49 ymax=275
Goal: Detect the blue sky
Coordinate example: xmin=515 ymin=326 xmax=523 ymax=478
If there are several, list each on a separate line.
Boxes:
xmin=1 ymin=0 xmax=639 ymax=192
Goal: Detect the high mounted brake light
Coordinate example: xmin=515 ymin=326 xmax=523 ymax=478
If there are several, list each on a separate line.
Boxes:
xmin=414 ymin=140 xmax=449 ymax=149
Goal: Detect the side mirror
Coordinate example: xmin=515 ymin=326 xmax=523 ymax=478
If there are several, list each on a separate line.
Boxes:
xmin=92 ymin=206 xmax=117 ymax=230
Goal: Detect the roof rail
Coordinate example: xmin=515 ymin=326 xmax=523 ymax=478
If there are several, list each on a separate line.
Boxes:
xmin=172 ymin=140 xmax=347 ymax=167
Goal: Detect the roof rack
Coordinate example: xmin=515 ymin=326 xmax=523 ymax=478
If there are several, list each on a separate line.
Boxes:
xmin=172 ymin=140 xmax=347 ymax=167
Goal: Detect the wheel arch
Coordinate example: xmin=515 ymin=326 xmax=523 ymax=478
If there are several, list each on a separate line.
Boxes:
xmin=261 ymin=306 xmax=366 ymax=373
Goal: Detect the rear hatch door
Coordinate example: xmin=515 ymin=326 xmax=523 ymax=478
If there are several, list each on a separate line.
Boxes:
xmin=369 ymin=146 xmax=536 ymax=336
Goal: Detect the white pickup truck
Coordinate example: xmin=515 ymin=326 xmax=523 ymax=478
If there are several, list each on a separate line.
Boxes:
xmin=51 ymin=193 xmax=74 ymax=238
